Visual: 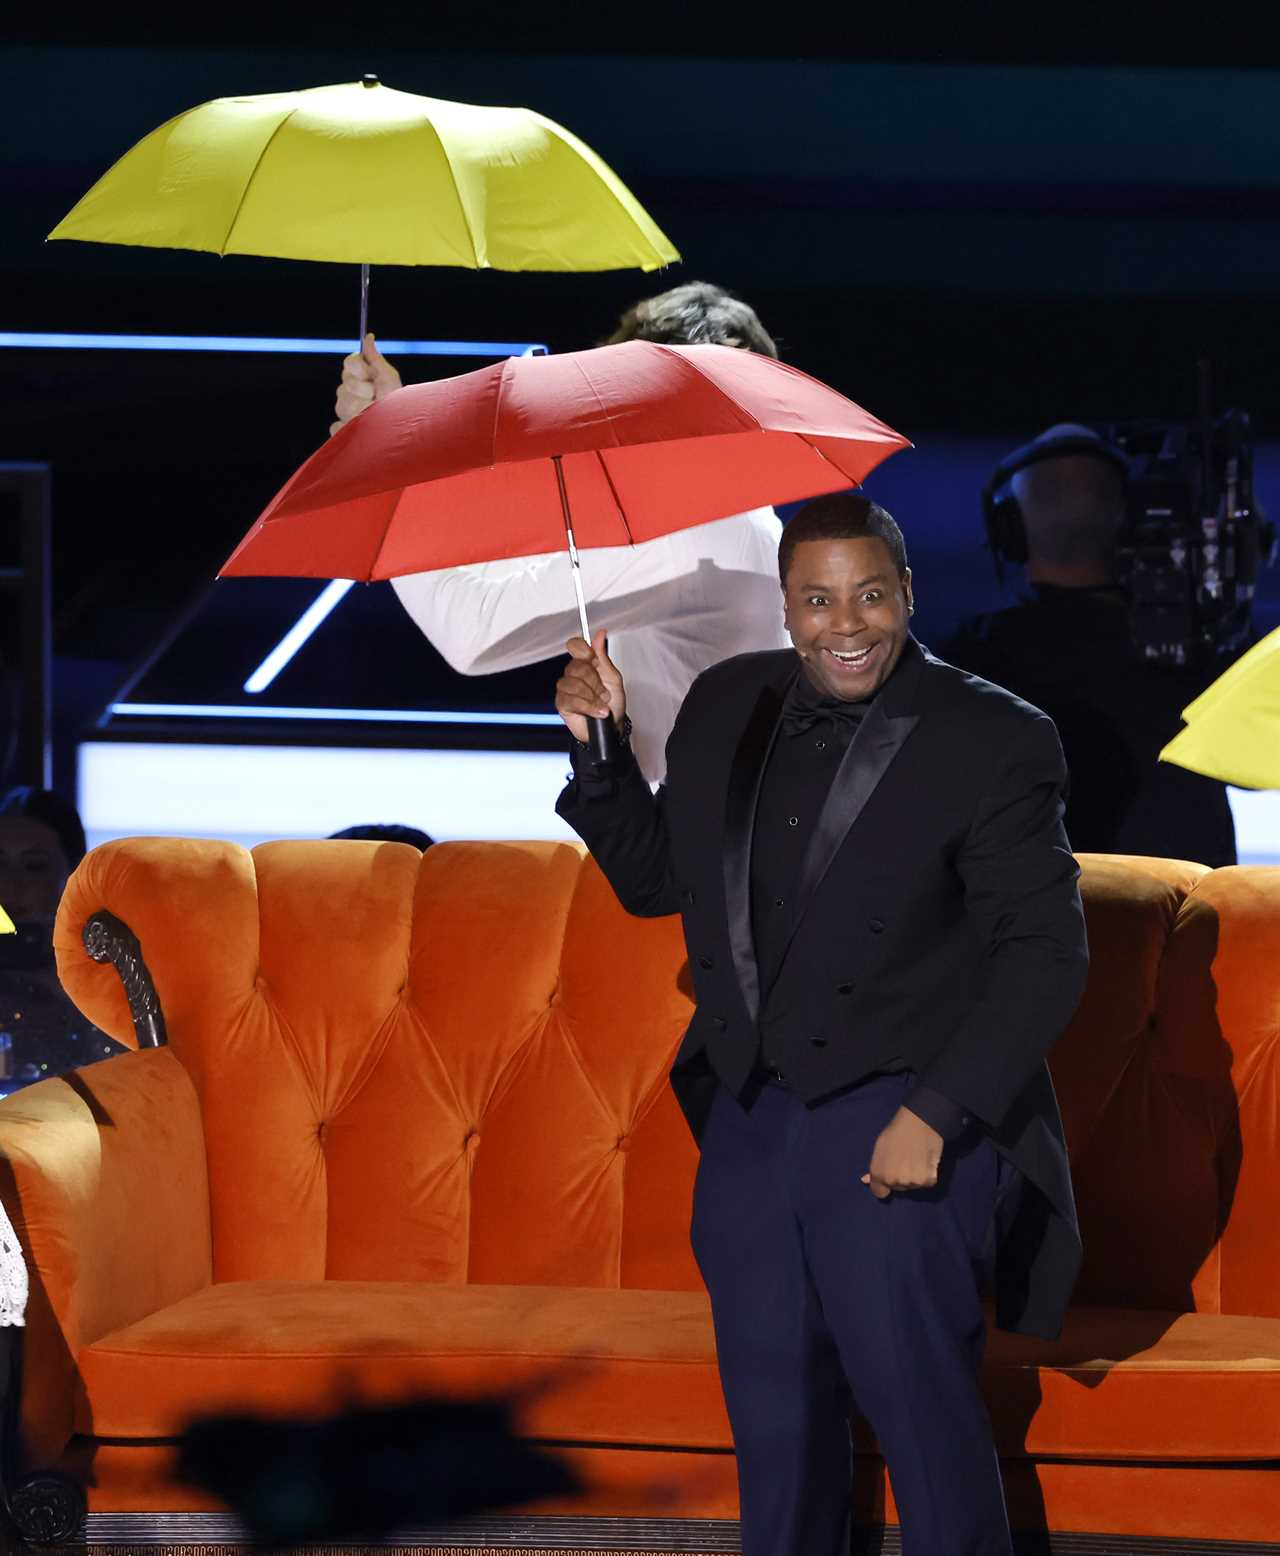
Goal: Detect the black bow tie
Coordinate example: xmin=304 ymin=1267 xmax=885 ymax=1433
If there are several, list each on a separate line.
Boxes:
xmin=780 ymin=697 xmax=868 ymax=738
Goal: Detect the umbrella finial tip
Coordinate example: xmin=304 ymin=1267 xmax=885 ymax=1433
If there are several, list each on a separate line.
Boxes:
xmin=361 ymin=73 xmax=380 ymax=88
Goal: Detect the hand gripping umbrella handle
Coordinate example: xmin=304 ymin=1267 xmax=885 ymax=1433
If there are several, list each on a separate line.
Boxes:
xmin=555 ymin=456 xmax=620 ymax=764
xmin=587 ymin=708 xmax=620 ymax=763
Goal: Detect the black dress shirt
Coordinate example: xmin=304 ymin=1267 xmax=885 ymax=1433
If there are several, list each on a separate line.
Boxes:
xmin=750 ymin=668 xmax=866 ymax=997
xmin=749 ymin=666 xmax=970 ymax=1141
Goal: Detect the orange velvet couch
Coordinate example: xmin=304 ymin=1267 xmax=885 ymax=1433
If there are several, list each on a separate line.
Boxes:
xmin=2 ymin=836 xmax=1279 ymax=1547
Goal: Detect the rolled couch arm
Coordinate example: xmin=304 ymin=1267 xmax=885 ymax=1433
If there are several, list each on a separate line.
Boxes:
xmin=0 ymin=1047 xmax=212 ymax=1465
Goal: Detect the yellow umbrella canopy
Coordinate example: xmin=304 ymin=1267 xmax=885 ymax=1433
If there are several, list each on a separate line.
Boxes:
xmin=49 ymin=76 xmax=680 ymax=332
xmin=0 ymin=906 xmax=13 ymax=936
xmin=1160 ymin=626 xmax=1280 ymax=790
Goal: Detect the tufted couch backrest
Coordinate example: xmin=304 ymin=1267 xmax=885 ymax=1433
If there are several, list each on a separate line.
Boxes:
xmin=56 ymin=839 xmax=1280 ymax=1315
xmin=1047 ymin=856 xmax=1280 ymax=1318
xmin=57 ymin=838 xmax=702 ymax=1292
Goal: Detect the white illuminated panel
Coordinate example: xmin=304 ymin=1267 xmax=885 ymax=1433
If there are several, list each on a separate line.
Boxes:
xmin=1228 ymin=787 xmax=1280 ymax=866
xmin=78 ymin=742 xmax=577 ymax=852
xmin=77 ymin=742 xmax=1280 ymax=865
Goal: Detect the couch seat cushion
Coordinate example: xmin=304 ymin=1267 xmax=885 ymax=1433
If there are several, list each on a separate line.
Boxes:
xmin=79 ymin=1286 xmax=1280 ymax=1462
xmin=77 ymin=1281 xmax=729 ymax=1447
xmin=986 ymin=1308 xmax=1280 ymax=1460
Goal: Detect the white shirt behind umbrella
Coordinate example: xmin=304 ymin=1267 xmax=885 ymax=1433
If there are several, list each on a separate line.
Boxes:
xmin=392 ymin=507 xmax=787 ymax=783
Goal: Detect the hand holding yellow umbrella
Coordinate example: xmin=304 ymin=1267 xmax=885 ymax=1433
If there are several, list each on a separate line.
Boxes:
xmin=1160 ymin=626 xmax=1280 ymax=790
xmin=49 ymin=75 xmax=680 ymax=338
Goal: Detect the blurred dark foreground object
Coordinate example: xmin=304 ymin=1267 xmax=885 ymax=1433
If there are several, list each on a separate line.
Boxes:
xmin=176 ymin=1396 xmax=580 ymax=1545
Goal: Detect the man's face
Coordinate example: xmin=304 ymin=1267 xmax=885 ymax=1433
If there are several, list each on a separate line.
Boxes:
xmin=782 ymin=536 xmax=914 ymax=702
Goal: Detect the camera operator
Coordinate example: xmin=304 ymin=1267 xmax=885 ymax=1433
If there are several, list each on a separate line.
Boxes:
xmin=941 ymin=424 xmax=1238 ymax=868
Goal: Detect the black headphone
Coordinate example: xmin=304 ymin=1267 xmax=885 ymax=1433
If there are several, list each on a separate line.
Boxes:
xmin=982 ymin=428 xmax=1129 ymax=577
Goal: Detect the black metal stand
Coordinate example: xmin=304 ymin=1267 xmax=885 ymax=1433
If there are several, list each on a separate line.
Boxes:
xmin=0 ymin=1327 xmax=85 ymax=1546
xmin=0 ymin=464 xmax=52 ymax=791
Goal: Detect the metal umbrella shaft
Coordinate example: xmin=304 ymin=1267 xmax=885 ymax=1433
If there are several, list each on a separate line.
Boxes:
xmin=359 ymin=263 xmax=371 ymax=345
xmin=553 ymin=455 xmax=619 ymax=764
xmin=356 ymin=75 xmax=379 ymax=347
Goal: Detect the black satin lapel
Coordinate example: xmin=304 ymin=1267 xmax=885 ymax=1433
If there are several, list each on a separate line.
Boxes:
xmin=775 ymin=702 xmax=922 ymax=971
xmin=722 ymin=678 xmax=790 ymax=1027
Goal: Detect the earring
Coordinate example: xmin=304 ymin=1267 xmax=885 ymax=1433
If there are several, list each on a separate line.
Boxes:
xmin=908 ymin=604 xmax=915 ymax=616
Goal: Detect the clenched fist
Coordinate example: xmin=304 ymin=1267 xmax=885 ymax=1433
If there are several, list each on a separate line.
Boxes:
xmin=329 ymin=333 xmax=403 ymax=436
xmin=862 ymin=1107 xmax=944 ymax=1200
xmin=555 ymin=631 xmax=627 ymax=745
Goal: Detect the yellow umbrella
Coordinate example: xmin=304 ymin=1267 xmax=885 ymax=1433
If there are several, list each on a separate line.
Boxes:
xmin=1159 ymin=625 xmax=1280 ymax=789
xmin=0 ymin=906 xmax=14 ymax=936
xmin=49 ymin=75 xmax=680 ymax=336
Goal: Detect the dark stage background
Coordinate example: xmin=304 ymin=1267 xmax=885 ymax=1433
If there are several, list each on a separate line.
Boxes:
xmin=6 ymin=4 xmax=1280 ymax=770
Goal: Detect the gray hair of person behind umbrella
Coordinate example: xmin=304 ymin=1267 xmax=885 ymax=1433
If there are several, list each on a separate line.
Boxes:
xmin=604 ymin=280 xmax=779 ymax=358
xmin=778 ymin=492 xmax=909 ymax=586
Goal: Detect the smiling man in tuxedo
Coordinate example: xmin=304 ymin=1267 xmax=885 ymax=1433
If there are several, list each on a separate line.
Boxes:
xmin=554 ymin=492 xmax=1089 ymax=1556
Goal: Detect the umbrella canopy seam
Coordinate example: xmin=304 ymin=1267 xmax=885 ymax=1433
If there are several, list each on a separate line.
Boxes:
xmin=801 ymin=434 xmax=862 ymax=486
xmin=593 ymin=450 xmax=636 ymax=546
xmin=221 ymin=106 xmax=303 ymax=255
xmin=369 ymin=486 xmax=410 ymax=583
xmin=566 ymin=352 xmax=630 ymax=453
xmin=410 ymin=113 xmax=483 ymax=270
xmin=649 ymin=344 xmax=764 ymax=436
xmin=536 ymin=115 xmax=674 ymax=274
xmin=491 ymin=356 xmax=514 ymax=469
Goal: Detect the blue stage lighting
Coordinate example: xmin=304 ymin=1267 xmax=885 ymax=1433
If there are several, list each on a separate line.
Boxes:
xmin=110 ymin=702 xmax=562 ymax=727
xmin=0 ymin=332 xmax=548 ymax=357
xmin=244 ymin=580 xmax=356 ymax=693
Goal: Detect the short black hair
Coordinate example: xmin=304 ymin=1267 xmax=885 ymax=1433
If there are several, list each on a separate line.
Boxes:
xmin=0 ymin=786 xmax=87 ymax=866
xmin=328 ymin=823 xmax=434 ymax=851
xmin=605 ymin=281 xmax=779 ymax=358
xmin=778 ymin=492 xmax=908 ymax=585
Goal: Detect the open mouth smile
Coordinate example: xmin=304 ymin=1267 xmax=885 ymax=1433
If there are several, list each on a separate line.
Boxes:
xmin=822 ymin=643 xmax=878 ymax=671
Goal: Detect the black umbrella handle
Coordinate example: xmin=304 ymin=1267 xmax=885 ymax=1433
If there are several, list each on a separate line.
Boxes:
xmin=588 ymin=714 xmax=620 ymax=764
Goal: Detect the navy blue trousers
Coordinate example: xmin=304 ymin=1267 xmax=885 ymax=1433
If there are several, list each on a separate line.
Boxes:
xmin=690 ymin=1071 xmax=1013 ymax=1556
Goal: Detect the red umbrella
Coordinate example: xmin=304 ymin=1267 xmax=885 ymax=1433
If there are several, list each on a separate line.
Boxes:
xmin=220 ymin=340 xmax=911 ymax=754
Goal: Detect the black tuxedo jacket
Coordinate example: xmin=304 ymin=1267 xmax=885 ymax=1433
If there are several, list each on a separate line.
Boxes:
xmin=556 ymin=638 xmax=1090 ymax=1338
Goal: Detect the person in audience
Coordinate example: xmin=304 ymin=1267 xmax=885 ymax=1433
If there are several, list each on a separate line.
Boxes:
xmin=0 ymin=787 xmax=124 ymax=1086
xmin=941 ymin=425 xmax=1238 ymax=866
xmin=327 ymin=282 xmax=790 ymax=782
xmin=329 ymin=823 xmax=434 ymax=850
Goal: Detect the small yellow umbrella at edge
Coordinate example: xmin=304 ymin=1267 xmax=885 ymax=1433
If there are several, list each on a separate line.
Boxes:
xmin=1160 ymin=625 xmax=1280 ymax=790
